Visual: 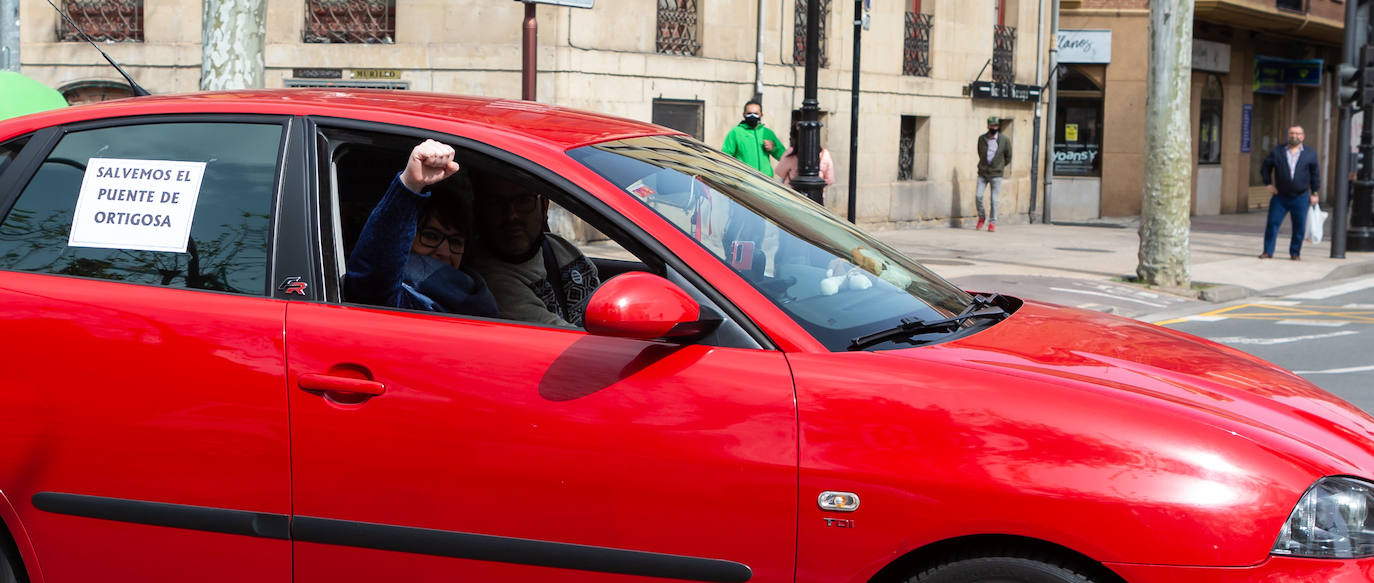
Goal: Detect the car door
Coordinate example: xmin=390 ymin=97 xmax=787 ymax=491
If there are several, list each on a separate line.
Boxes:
xmin=0 ymin=118 xmax=295 ymax=582
xmin=285 ymin=126 xmax=798 ymax=582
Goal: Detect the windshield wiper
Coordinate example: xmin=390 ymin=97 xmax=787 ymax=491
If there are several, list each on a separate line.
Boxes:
xmin=847 ymin=294 xmax=1008 ymax=351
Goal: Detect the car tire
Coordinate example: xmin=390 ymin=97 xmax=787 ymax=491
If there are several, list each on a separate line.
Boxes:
xmin=909 ymin=554 xmax=1101 ymax=583
xmin=0 ymin=535 xmax=19 ymax=583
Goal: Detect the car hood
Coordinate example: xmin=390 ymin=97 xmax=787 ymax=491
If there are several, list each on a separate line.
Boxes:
xmin=887 ymin=299 xmax=1374 ymax=476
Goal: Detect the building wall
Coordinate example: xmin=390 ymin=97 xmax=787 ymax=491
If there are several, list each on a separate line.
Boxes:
xmin=18 ymin=0 xmax=1046 ymax=228
xmin=1062 ymin=1 xmax=1343 ymax=218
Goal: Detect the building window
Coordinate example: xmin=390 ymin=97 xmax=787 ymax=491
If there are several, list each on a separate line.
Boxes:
xmin=304 ymin=0 xmax=395 ymax=44
xmin=793 ymin=0 xmax=831 ymax=68
xmin=656 ymin=0 xmax=701 ymax=56
xmin=57 ymin=0 xmax=142 ymax=42
xmin=1052 ymin=67 xmax=1103 ymax=177
xmin=652 ymin=99 xmax=704 ymax=140
xmin=60 ymin=80 xmax=132 ymax=104
xmin=1198 ymin=75 xmax=1223 ymax=165
xmin=992 ymin=25 xmax=1016 ymax=83
xmin=904 ymin=0 xmax=932 ymax=77
xmin=898 ymin=115 xmax=929 ymax=181
xmin=1276 ymin=0 xmax=1305 ymax=13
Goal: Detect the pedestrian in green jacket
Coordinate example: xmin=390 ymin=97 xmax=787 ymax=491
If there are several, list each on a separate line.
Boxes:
xmin=722 ymin=99 xmax=783 ymax=177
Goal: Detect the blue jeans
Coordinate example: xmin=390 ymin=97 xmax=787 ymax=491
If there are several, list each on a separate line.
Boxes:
xmin=976 ymin=176 xmax=1002 ymax=223
xmin=1263 ymin=193 xmax=1310 ymax=257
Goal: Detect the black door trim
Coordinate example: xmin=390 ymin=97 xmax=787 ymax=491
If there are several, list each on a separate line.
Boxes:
xmin=31 ymin=492 xmax=290 ymax=540
xmin=33 ymin=492 xmax=752 ymax=582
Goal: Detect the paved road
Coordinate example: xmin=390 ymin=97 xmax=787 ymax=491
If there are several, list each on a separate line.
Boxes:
xmin=1156 ymin=276 xmax=1374 ymax=414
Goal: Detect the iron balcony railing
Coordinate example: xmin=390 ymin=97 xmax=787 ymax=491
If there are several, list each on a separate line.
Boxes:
xmin=904 ymin=12 xmax=932 ymax=77
xmin=304 ymin=0 xmax=395 ymax=44
xmin=656 ymin=0 xmax=701 ymax=56
xmin=793 ymin=0 xmax=830 ymax=68
xmin=992 ymin=24 xmax=1016 ymax=84
xmin=57 ymin=0 xmax=141 ymax=42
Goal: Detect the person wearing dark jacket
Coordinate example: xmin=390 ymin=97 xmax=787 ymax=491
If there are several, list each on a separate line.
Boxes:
xmin=345 ymin=139 xmax=499 ymax=317
xmin=1259 ymin=125 xmax=1321 ymax=260
xmin=975 ymin=116 xmax=1011 ymax=232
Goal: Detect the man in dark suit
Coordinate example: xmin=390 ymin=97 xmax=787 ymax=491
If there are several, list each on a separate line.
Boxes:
xmin=1258 ymin=125 xmax=1321 ymax=260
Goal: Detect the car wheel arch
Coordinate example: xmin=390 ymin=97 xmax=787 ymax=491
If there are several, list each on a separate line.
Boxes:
xmin=865 ymin=535 xmax=1126 ymax=583
xmin=0 ymin=491 xmax=35 ymax=583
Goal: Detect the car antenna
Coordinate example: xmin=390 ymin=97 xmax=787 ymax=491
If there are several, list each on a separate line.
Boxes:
xmin=43 ymin=0 xmax=151 ymax=96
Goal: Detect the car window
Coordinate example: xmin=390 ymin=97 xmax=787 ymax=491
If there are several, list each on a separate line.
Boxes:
xmin=571 ymin=135 xmax=973 ymax=351
xmin=0 ymin=135 xmax=30 ymax=178
xmin=0 ymin=122 xmax=282 ymax=295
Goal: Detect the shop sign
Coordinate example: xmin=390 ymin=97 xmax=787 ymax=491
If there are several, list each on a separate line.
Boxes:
xmin=970 ymin=82 xmax=1042 ymax=102
xmin=352 ymin=69 xmax=402 ymax=80
xmin=1192 ymin=40 xmax=1230 ymax=74
xmin=293 ymin=68 xmax=342 ymax=79
xmin=1054 ymin=142 xmax=1099 ymax=176
xmin=1241 ymin=104 xmax=1252 ymax=154
xmin=1254 ymin=56 xmax=1323 ymax=91
xmin=1057 ymin=30 xmax=1111 ymax=64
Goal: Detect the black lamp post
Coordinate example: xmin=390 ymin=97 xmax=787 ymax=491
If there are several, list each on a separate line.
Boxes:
xmin=790 ymin=0 xmax=827 ymax=205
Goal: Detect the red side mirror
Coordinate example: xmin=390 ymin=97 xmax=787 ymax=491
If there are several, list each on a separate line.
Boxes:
xmin=584 ymin=272 xmax=703 ymax=340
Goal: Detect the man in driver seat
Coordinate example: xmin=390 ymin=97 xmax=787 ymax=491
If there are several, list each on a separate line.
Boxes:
xmin=466 ymin=172 xmax=600 ymax=327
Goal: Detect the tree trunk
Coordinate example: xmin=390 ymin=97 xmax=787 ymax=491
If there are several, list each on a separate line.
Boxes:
xmin=201 ymin=0 xmax=265 ymax=90
xmin=1137 ymin=0 xmax=1193 ymax=288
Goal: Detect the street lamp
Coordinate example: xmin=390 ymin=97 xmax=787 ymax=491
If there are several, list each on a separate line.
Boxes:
xmin=790 ymin=0 xmax=827 ymax=206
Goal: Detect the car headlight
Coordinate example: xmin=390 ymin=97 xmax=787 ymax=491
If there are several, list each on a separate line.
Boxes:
xmin=1273 ymin=476 xmax=1374 ymax=558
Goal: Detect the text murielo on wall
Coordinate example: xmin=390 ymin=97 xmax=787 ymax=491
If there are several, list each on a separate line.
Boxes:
xmin=68 ymin=158 xmax=208 ymax=253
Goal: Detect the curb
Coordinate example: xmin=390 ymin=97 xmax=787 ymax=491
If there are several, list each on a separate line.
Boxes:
xmin=1326 ymin=258 xmax=1374 ymax=281
xmin=1199 ymin=284 xmax=1253 ymax=303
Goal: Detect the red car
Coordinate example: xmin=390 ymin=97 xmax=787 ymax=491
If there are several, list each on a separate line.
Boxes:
xmin=0 ymin=90 xmax=1372 ymax=583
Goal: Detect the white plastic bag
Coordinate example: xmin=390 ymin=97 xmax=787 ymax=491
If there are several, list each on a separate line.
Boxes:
xmin=1307 ymin=203 xmax=1328 ymax=244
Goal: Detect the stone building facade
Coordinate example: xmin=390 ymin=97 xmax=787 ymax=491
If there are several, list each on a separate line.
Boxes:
xmin=1053 ymin=0 xmax=1345 ymax=220
xmin=19 ymin=0 xmax=1048 ymax=227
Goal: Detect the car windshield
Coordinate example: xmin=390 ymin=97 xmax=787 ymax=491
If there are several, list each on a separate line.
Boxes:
xmin=569 ymin=134 xmax=975 ymax=351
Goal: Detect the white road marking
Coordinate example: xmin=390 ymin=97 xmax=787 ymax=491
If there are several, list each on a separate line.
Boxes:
xmin=1290 ymin=277 xmax=1374 ymax=300
xmin=1295 ymin=364 xmax=1374 ymax=375
xmin=1276 ymin=319 xmax=1350 ymax=327
xmin=1210 ymin=330 xmax=1359 ymax=346
xmin=1254 ymin=300 xmax=1301 ymax=306
xmin=1343 ymin=304 xmax=1374 ymax=309
xmin=1048 ymin=287 xmax=1169 ymax=308
xmin=1186 ymin=315 xmax=1228 ymax=322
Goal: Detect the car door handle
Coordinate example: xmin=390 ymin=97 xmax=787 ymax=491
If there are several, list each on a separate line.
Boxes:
xmin=297 ymin=373 xmax=386 ymax=396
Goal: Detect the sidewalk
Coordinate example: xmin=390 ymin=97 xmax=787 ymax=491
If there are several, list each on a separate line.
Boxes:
xmin=870 ymin=210 xmax=1374 ymax=320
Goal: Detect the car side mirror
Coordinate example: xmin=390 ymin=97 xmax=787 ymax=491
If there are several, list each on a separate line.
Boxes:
xmin=584 ymin=272 xmax=720 ymax=341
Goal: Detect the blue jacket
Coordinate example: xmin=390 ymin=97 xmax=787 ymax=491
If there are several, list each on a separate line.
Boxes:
xmin=344 ymin=175 xmax=499 ymax=317
xmin=1260 ymin=144 xmax=1320 ymax=197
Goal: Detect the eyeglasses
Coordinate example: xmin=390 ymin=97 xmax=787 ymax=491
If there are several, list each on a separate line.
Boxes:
xmin=416 ymin=228 xmax=465 ymax=252
xmin=487 ymin=193 xmax=539 ymax=215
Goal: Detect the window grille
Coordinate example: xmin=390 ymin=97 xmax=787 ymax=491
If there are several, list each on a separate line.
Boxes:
xmin=904 ymin=12 xmax=932 ymax=77
xmin=992 ymin=25 xmax=1016 ymax=84
xmin=304 ymin=0 xmax=395 ymax=44
xmin=57 ymin=0 xmax=142 ymax=42
xmin=898 ymin=116 xmax=915 ymax=181
xmin=793 ymin=0 xmax=831 ymax=68
xmin=656 ymin=0 xmax=701 ymax=56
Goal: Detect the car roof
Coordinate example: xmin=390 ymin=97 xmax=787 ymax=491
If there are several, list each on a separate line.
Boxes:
xmin=0 ymin=89 xmax=680 ymax=149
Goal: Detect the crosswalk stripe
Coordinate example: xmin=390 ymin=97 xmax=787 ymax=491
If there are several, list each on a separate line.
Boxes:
xmin=1290 ymin=277 xmax=1374 ymax=300
xmin=1295 ymin=364 xmax=1374 ymax=375
xmin=1211 ymin=330 xmax=1359 ymax=345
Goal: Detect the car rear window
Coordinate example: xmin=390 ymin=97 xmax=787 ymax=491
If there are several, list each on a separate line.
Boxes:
xmin=0 ymin=122 xmax=282 ymax=295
